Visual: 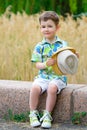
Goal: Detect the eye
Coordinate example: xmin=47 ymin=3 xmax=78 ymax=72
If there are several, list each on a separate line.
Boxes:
xmin=41 ymin=25 xmax=46 ymax=28
xmin=48 ymin=25 xmax=53 ymax=28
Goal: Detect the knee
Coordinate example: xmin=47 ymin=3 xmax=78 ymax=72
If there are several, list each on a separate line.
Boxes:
xmin=47 ymin=84 xmax=57 ymax=94
xmin=30 ymin=84 xmax=41 ymax=93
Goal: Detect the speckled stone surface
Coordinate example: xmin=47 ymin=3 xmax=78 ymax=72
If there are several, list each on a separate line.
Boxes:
xmin=0 ymin=80 xmax=87 ymax=123
xmin=72 ymin=87 xmax=87 ymax=112
xmin=0 ymin=80 xmax=32 ymax=117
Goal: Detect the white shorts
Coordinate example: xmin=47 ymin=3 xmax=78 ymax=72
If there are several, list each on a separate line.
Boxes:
xmin=32 ymin=78 xmax=67 ymax=94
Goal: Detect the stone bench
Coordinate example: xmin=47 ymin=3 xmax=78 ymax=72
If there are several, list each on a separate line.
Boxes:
xmin=0 ymin=80 xmax=87 ymax=123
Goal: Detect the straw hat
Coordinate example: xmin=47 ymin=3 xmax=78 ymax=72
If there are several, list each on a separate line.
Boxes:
xmin=52 ymin=47 xmax=78 ymax=75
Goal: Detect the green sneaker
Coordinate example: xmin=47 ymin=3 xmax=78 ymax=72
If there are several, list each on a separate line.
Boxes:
xmin=40 ymin=110 xmax=53 ymax=128
xmin=29 ymin=110 xmax=41 ymax=127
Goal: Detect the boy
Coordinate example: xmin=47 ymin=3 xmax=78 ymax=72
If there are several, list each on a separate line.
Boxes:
xmin=29 ymin=11 xmax=68 ymax=128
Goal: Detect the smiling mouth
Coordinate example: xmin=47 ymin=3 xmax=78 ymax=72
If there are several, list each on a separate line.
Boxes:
xmin=45 ymin=33 xmax=50 ymax=35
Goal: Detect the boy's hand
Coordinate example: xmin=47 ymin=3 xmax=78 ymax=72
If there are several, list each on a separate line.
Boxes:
xmin=75 ymin=52 xmax=79 ymax=58
xmin=46 ymin=58 xmax=56 ymax=67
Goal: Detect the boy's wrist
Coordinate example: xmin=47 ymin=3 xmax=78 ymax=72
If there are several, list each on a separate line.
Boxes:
xmin=44 ymin=61 xmax=48 ymax=68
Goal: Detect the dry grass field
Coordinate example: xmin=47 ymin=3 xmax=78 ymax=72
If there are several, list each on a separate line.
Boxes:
xmin=0 ymin=11 xmax=87 ymax=84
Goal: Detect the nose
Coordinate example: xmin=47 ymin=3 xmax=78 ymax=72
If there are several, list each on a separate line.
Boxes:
xmin=45 ymin=27 xmax=49 ymax=31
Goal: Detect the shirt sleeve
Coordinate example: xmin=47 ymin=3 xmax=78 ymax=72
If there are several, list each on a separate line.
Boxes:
xmin=31 ymin=44 xmax=42 ymax=62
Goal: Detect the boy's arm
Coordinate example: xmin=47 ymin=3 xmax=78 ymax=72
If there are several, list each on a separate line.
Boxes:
xmin=36 ymin=58 xmax=56 ymax=70
xmin=36 ymin=62 xmax=46 ymax=69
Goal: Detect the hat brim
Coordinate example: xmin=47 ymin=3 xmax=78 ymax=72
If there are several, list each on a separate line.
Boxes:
xmin=52 ymin=47 xmax=77 ymax=75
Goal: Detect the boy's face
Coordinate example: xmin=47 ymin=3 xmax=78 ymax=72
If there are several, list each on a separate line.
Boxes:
xmin=40 ymin=19 xmax=58 ymax=41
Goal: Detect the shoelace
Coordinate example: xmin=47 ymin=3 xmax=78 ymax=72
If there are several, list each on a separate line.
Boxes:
xmin=40 ymin=112 xmax=53 ymax=122
xmin=29 ymin=110 xmax=40 ymax=119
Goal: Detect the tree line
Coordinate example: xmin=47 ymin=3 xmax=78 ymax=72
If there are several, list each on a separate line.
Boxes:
xmin=0 ymin=0 xmax=87 ymax=16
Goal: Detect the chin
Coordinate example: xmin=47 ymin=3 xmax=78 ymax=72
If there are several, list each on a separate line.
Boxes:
xmin=45 ymin=36 xmax=51 ymax=39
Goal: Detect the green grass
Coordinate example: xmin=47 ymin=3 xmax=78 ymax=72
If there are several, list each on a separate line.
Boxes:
xmin=4 ymin=109 xmax=30 ymax=122
xmin=71 ymin=112 xmax=87 ymax=124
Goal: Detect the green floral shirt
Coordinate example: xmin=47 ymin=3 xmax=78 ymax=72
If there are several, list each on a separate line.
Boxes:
xmin=31 ymin=36 xmax=68 ymax=83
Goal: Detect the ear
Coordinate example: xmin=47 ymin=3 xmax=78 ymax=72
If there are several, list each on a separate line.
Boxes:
xmin=56 ymin=25 xmax=60 ymax=30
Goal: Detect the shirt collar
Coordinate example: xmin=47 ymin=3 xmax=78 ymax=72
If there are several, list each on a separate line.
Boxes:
xmin=41 ymin=36 xmax=62 ymax=45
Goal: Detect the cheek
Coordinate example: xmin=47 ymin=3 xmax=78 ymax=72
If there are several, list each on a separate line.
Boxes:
xmin=41 ymin=28 xmax=45 ymax=32
xmin=50 ymin=27 xmax=57 ymax=32
xmin=50 ymin=29 xmax=56 ymax=34
xmin=53 ymin=28 xmax=57 ymax=33
xmin=40 ymin=29 xmax=44 ymax=34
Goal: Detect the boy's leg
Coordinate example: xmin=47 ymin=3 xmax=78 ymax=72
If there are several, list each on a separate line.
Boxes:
xmin=29 ymin=78 xmax=48 ymax=110
xmin=29 ymin=84 xmax=41 ymax=110
xmin=29 ymin=78 xmax=49 ymax=127
xmin=46 ymin=83 xmax=58 ymax=112
xmin=46 ymin=79 xmax=66 ymax=112
xmin=40 ymin=83 xmax=57 ymax=128
xmin=29 ymin=82 xmax=41 ymax=127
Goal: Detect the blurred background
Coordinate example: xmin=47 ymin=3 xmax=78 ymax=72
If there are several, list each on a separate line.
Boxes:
xmin=0 ymin=0 xmax=87 ymax=17
xmin=0 ymin=0 xmax=87 ymax=84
